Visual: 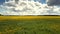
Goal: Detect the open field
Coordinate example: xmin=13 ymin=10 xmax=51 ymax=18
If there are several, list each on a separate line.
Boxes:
xmin=0 ymin=16 xmax=60 ymax=21
xmin=0 ymin=16 xmax=60 ymax=34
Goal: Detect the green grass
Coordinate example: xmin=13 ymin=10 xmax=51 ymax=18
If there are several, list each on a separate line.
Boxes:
xmin=0 ymin=17 xmax=60 ymax=34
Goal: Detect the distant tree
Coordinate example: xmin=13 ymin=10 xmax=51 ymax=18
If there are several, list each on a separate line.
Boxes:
xmin=0 ymin=14 xmax=3 ymax=16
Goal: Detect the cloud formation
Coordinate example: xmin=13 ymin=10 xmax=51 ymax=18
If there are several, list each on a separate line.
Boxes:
xmin=0 ymin=0 xmax=60 ymax=15
xmin=46 ymin=0 xmax=60 ymax=6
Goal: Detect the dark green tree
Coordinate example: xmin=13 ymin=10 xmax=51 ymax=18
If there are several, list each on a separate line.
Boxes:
xmin=0 ymin=14 xmax=3 ymax=16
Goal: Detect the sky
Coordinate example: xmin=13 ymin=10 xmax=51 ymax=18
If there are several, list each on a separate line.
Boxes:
xmin=0 ymin=0 xmax=46 ymax=4
xmin=0 ymin=0 xmax=5 ymax=4
xmin=47 ymin=0 xmax=60 ymax=6
xmin=0 ymin=0 xmax=60 ymax=15
xmin=40 ymin=0 xmax=46 ymax=4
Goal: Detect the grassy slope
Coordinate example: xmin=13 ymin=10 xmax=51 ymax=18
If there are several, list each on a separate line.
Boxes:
xmin=0 ymin=16 xmax=60 ymax=34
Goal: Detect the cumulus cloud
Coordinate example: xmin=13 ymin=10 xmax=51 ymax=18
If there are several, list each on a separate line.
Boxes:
xmin=0 ymin=0 xmax=60 ymax=15
xmin=46 ymin=0 xmax=60 ymax=6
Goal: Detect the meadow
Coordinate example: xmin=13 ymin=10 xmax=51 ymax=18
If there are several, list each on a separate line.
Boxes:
xmin=0 ymin=16 xmax=60 ymax=34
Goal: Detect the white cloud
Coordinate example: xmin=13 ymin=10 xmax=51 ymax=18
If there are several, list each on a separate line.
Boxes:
xmin=0 ymin=0 xmax=60 ymax=15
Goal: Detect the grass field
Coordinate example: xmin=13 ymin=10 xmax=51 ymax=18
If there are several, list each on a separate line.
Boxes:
xmin=0 ymin=16 xmax=60 ymax=34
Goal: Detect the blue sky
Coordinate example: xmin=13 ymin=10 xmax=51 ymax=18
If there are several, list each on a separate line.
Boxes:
xmin=0 ymin=0 xmax=5 ymax=4
xmin=40 ymin=0 xmax=46 ymax=4
xmin=0 ymin=0 xmax=46 ymax=4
